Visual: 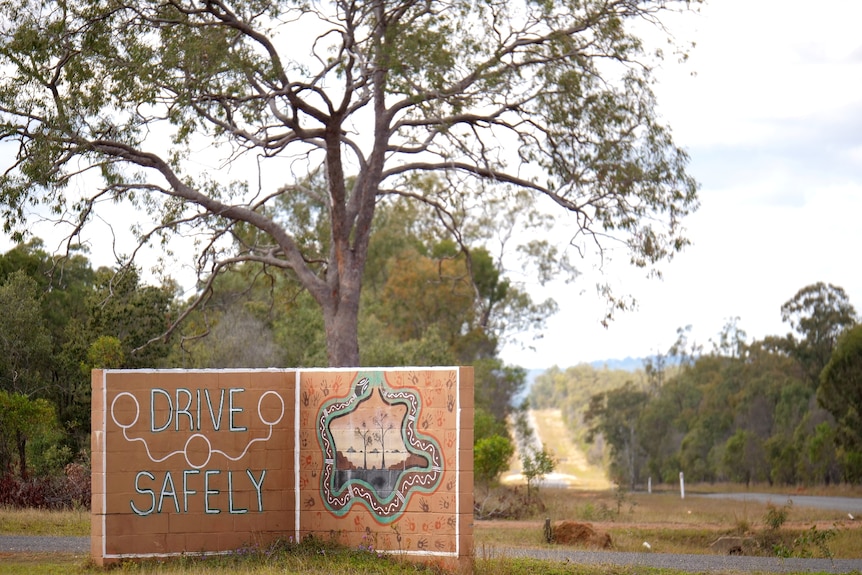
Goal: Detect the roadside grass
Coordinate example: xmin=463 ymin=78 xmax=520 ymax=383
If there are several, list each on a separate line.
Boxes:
xmin=549 ymin=490 xmax=855 ymax=528
xmin=0 ymin=553 xmax=787 ymax=575
xmin=0 ymin=507 xmax=89 ymax=536
xmin=682 ymin=482 xmax=862 ymax=498
xmin=476 ymin=556 xmax=694 ymax=575
xmin=0 ymin=539 xmax=444 ymax=574
xmin=0 ymin=553 xmax=86 ymax=575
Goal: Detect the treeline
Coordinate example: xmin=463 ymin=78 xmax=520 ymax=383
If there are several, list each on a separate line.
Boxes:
xmin=0 ymin=200 xmax=539 ymax=505
xmin=531 ymin=283 xmax=862 ymax=488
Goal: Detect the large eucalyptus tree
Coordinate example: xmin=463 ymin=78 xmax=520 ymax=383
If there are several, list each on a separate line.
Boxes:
xmin=1 ymin=0 xmax=699 ymax=366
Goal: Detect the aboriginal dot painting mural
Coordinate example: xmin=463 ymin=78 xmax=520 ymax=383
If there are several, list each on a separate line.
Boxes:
xmin=317 ymin=374 xmax=442 ymax=522
xmin=92 ymin=368 xmax=473 ymax=572
xmin=297 ymin=369 xmax=471 ymax=560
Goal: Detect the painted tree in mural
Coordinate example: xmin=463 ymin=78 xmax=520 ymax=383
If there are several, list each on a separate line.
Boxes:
xmin=0 ymin=0 xmax=699 ymax=366
xmin=373 ymin=409 xmax=395 ymax=468
xmin=354 ymin=421 xmax=374 ymax=469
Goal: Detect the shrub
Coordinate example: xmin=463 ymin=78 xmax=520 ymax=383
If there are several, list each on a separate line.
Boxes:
xmin=475 ymin=434 xmax=514 ymax=488
xmin=764 ymin=500 xmax=791 ymax=531
xmin=0 ymin=461 xmax=91 ymax=509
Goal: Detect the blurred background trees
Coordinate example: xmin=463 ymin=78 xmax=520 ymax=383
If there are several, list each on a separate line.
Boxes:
xmin=532 ymin=282 xmax=860 ymax=488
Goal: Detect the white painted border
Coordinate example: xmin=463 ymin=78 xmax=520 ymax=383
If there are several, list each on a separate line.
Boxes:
xmin=294 ymin=369 xmax=301 ymax=543
xmin=98 ymin=367 xmax=464 ymax=560
xmin=101 ymin=370 xmax=107 ymax=560
xmin=456 ymin=366 xmax=461 ymax=557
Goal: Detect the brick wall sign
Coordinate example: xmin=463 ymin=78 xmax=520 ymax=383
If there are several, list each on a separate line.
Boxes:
xmin=92 ymin=368 xmax=473 ymax=571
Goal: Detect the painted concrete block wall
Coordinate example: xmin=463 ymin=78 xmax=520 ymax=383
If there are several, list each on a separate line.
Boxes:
xmin=92 ymin=367 xmax=473 ymax=572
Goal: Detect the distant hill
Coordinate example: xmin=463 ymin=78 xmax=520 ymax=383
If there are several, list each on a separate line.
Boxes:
xmin=588 ymin=357 xmax=644 ymax=372
xmin=517 ymin=369 xmax=546 ymax=403
xmin=520 ymin=360 xmax=644 ymax=398
xmin=521 ymin=358 xmax=645 ymax=380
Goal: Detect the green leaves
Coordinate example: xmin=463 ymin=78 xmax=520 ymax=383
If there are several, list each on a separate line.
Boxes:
xmin=0 ymin=270 xmax=53 ymax=395
xmin=0 ymin=389 xmax=59 ymax=477
xmin=781 ymin=282 xmax=858 ymax=387
xmin=474 ymin=434 xmax=515 ymax=487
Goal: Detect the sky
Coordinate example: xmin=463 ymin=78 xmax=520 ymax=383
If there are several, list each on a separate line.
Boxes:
xmin=503 ymin=0 xmax=862 ymax=368
xmin=2 ymin=0 xmax=861 ymax=370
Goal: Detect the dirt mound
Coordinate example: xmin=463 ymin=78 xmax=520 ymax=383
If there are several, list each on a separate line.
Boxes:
xmin=551 ymin=521 xmax=612 ymax=548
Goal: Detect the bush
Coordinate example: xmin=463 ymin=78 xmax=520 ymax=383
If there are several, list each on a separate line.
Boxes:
xmin=475 ymin=434 xmax=514 ymax=488
xmin=0 ymin=462 xmax=91 ymax=509
xmin=764 ymin=500 xmax=791 ymax=531
xmin=474 ymin=486 xmax=546 ymax=520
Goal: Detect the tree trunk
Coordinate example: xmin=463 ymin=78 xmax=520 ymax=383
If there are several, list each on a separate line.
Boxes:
xmin=16 ymin=431 xmax=27 ymax=479
xmin=321 ymin=288 xmax=361 ymax=367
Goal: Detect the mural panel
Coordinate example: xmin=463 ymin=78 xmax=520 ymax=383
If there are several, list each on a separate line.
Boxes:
xmin=298 ymin=368 xmax=467 ymax=557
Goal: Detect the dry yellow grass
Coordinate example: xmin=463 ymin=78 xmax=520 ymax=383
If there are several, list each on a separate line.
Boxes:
xmin=475 ymin=488 xmax=862 ymax=558
xmin=0 ymin=507 xmax=88 ymax=536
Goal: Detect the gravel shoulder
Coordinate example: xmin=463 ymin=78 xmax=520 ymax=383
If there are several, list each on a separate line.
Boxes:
xmin=0 ymin=535 xmax=88 ymax=554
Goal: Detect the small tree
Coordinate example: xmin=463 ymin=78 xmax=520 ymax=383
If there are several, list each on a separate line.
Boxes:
xmin=86 ymin=335 xmax=125 ymax=370
xmin=512 ymin=402 xmax=556 ymax=500
xmin=0 ymin=390 xmax=58 ymax=478
xmin=521 ymin=444 xmax=556 ymax=500
xmin=474 ymin=434 xmax=515 ymax=490
xmin=354 ymin=421 xmax=375 ymax=470
xmin=372 ymin=409 xmax=394 ymax=469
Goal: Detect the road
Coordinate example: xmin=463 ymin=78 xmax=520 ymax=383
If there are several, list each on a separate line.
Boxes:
xmin=697 ymin=492 xmax=862 ymax=515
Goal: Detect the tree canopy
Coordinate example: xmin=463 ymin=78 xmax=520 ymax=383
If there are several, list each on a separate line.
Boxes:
xmin=1 ymin=0 xmax=700 ymax=366
xmin=0 ymin=270 xmax=52 ymax=396
xmin=819 ymin=324 xmax=862 ymax=481
xmin=781 ymin=282 xmax=857 ymax=388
